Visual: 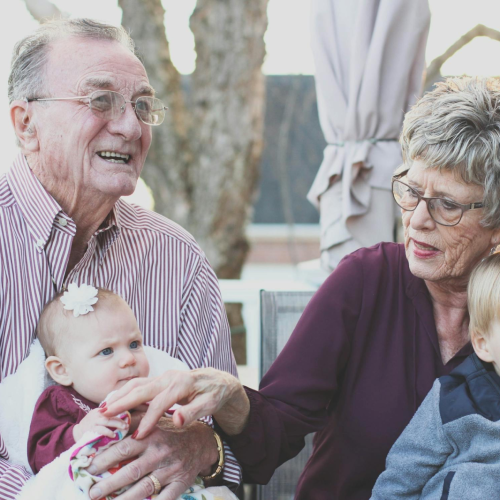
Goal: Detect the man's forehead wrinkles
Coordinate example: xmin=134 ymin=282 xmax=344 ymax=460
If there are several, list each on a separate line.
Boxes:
xmin=78 ymin=75 xmax=154 ymax=97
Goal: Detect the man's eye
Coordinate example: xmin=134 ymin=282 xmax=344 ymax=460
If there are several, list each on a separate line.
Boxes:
xmin=130 ymin=341 xmax=139 ymax=349
xmin=100 ymin=347 xmax=113 ymax=356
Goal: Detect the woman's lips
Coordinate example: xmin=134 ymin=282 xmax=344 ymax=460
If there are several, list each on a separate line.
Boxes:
xmin=412 ymin=239 xmax=440 ymax=258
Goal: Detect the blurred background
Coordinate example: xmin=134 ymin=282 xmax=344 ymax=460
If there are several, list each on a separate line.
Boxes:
xmin=2 ymin=0 xmax=500 ymax=368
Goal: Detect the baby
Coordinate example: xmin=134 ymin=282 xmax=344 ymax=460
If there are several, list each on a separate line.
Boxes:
xmin=371 ymin=252 xmax=500 ymax=499
xmin=28 ymin=284 xmax=150 ymax=474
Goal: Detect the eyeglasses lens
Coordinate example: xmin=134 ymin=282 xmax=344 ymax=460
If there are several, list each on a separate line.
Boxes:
xmin=89 ymin=91 xmax=123 ymax=121
xmin=89 ymin=91 xmax=166 ymax=125
xmin=135 ymin=97 xmax=165 ymax=125
xmin=392 ymin=179 xmax=462 ymax=226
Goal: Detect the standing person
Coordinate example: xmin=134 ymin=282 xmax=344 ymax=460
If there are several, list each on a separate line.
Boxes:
xmin=1 ymin=18 xmax=239 ymax=500
xmin=103 ymin=77 xmax=500 ymax=499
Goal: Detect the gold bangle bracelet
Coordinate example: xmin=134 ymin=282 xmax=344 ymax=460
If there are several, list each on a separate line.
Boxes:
xmin=199 ymin=424 xmax=225 ymax=481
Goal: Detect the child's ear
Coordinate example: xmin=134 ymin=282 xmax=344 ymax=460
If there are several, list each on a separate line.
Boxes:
xmin=45 ymin=356 xmax=72 ymax=386
xmin=471 ymin=332 xmax=494 ymax=363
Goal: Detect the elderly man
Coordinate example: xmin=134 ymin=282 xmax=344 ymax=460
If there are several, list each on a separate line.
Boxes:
xmin=1 ymin=18 xmax=240 ymax=500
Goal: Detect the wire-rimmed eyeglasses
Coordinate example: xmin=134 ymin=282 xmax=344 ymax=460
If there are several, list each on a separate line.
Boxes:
xmin=27 ymin=90 xmax=168 ymax=126
xmin=392 ymin=169 xmax=484 ymax=227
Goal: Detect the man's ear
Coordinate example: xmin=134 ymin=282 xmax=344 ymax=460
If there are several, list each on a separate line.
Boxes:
xmin=45 ymin=356 xmax=72 ymax=386
xmin=471 ymin=332 xmax=494 ymax=363
xmin=10 ymin=99 xmax=39 ymax=152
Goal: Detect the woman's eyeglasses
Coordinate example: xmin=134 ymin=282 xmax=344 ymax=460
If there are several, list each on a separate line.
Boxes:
xmin=392 ymin=170 xmax=484 ymax=227
xmin=27 ymin=90 xmax=168 ymax=126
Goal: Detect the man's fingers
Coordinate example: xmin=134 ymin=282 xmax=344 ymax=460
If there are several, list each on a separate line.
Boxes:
xmin=157 ymin=480 xmax=191 ymax=500
xmin=87 ymin=436 xmax=146 ymax=475
xmin=89 ymin=453 xmax=153 ymax=499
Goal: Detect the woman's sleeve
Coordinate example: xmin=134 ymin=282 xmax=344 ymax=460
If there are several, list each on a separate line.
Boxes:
xmin=370 ymin=380 xmax=451 ymax=499
xmin=219 ymin=252 xmax=363 ymax=483
xmin=27 ymin=388 xmax=77 ymax=474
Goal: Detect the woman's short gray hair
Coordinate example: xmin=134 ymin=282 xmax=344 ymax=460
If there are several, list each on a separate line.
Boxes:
xmin=8 ymin=18 xmax=135 ymax=104
xmin=400 ymin=77 xmax=500 ymax=229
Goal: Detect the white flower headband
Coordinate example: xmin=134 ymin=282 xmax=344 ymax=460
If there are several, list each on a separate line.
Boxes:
xmin=60 ymin=283 xmax=98 ymax=317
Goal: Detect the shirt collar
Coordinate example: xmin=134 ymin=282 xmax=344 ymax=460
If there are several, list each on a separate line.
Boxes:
xmin=7 ymin=153 xmax=63 ymax=249
xmin=6 ymin=153 xmax=123 ymax=251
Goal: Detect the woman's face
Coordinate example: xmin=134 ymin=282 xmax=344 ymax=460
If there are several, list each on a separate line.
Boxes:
xmin=402 ymin=160 xmax=500 ymax=285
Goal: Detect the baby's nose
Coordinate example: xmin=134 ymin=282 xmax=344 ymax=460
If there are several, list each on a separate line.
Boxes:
xmin=120 ymin=351 xmax=136 ymax=367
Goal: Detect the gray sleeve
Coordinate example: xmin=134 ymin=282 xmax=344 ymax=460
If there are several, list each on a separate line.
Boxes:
xmin=370 ymin=379 xmax=452 ymax=499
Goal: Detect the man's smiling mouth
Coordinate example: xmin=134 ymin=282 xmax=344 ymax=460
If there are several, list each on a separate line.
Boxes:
xmin=97 ymin=151 xmax=131 ymax=164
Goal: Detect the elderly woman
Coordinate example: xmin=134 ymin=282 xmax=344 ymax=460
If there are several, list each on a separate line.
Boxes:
xmin=101 ymin=77 xmax=500 ymax=499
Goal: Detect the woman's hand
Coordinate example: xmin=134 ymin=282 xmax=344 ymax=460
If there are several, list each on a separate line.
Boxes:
xmin=87 ymin=418 xmax=218 ymax=500
xmin=102 ymin=368 xmax=250 ymax=438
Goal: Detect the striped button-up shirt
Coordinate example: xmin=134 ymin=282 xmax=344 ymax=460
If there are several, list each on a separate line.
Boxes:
xmin=0 ymin=154 xmax=240 ymax=499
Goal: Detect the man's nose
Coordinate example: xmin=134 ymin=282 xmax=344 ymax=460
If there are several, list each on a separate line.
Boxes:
xmin=409 ymin=199 xmax=435 ymax=230
xmin=107 ymin=102 xmax=142 ymax=142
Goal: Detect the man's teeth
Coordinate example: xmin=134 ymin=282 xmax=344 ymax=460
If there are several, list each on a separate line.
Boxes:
xmin=98 ymin=151 xmax=130 ymax=163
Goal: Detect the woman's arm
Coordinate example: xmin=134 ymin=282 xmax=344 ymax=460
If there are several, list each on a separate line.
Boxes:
xmin=104 ymin=251 xmax=364 ymax=485
xmin=370 ymin=380 xmax=452 ymax=499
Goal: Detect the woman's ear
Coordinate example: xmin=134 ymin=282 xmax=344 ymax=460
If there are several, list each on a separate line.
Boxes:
xmin=10 ymin=99 xmax=39 ymax=152
xmin=471 ymin=331 xmax=494 ymax=363
xmin=45 ymin=356 xmax=72 ymax=386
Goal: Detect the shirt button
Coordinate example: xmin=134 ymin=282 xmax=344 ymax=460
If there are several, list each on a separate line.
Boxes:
xmin=36 ymin=239 xmax=44 ymax=248
xmin=58 ymin=217 xmax=68 ymax=227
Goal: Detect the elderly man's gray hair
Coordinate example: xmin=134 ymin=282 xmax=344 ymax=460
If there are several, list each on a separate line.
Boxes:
xmin=400 ymin=77 xmax=500 ymax=229
xmin=8 ymin=18 xmax=135 ymax=104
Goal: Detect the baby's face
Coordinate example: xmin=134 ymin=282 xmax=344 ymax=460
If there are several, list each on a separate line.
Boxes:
xmin=61 ymin=300 xmax=150 ymax=404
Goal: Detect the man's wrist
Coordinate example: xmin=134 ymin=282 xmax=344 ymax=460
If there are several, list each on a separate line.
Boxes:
xmin=198 ymin=423 xmax=224 ymax=481
xmin=195 ymin=421 xmax=221 ymax=477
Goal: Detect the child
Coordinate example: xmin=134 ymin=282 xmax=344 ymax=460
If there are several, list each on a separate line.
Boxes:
xmin=26 ymin=284 xmax=236 ymax=500
xmin=28 ymin=284 xmax=150 ymax=474
xmin=371 ymin=252 xmax=500 ymax=500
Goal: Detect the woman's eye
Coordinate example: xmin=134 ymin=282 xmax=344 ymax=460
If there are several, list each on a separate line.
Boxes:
xmin=440 ymin=199 xmax=460 ymax=211
xmin=100 ymin=347 xmax=113 ymax=356
xmin=130 ymin=341 xmax=139 ymax=349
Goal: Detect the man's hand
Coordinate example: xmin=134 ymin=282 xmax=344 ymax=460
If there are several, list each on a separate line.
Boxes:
xmin=87 ymin=418 xmax=218 ymax=500
xmin=73 ymin=408 xmax=129 ymax=442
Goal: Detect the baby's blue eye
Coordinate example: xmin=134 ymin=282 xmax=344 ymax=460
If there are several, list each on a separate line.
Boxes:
xmin=130 ymin=341 xmax=139 ymax=349
xmin=100 ymin=347 xmax=113 ymax=356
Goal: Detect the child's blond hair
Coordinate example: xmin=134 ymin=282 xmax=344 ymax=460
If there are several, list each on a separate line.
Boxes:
xmin=468 ymin=253 xmax=500 ymax=339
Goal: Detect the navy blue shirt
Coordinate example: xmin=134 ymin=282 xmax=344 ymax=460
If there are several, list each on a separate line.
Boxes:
xmin=222 ymin=243 xmax=473 ymax=499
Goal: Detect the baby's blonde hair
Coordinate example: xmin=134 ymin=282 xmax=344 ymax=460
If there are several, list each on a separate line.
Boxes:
xmin=468 ymin=253 xmax=500 ymax=339
xmin=37 ymin=287 xmax=120 ymax=357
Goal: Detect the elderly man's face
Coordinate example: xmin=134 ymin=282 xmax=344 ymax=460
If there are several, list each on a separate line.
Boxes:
xmin=402 ymin=160 xmax=499 ymax=285
xmin=31 ymin=37 xmax=152 ymax=199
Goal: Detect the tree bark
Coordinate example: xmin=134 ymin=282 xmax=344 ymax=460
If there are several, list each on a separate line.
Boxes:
xmin=120 ymin=0 xmax=269 ymax=279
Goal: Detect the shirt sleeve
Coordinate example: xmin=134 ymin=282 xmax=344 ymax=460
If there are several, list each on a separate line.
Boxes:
xmin=218 ymin=252 xmax=363 ymax=484
xmin=0 ymin=457 xmax=32 ymax=500
xmin=27 ymin=387 xmax=78 ymax=474
xmin=370 ymin=380 xmax=451 ymax=499
xmin=178 ymin=249 xmax=241 ymax=485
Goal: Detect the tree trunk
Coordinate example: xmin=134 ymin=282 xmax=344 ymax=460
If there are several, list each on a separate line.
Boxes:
xmin=120 ymin=0 xmax=269 ymax=279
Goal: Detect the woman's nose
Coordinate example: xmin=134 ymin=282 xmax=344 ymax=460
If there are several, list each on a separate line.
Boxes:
xmin=410 ymin=199 xmax=435 ymax=230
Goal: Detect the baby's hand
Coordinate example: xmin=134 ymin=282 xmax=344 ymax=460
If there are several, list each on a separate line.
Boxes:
xmin=73 ymin=408 xmax=129 ymax=442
